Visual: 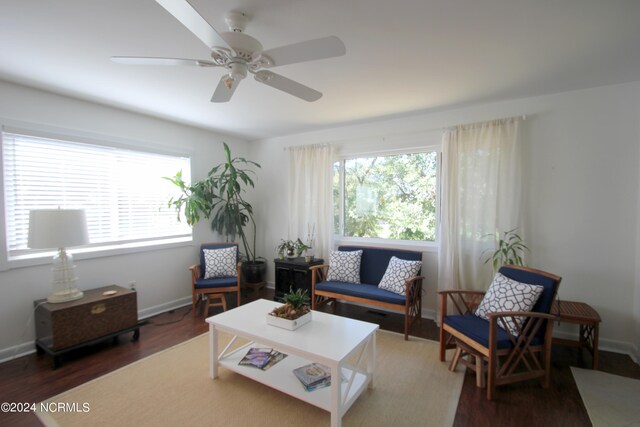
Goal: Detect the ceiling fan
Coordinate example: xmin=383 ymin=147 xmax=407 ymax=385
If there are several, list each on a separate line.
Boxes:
xmin=112 ymin=0 xmax=346 ymax=103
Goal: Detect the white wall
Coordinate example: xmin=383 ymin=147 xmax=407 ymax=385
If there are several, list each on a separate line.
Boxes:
xmin=0 ymin=80 xmax=249 ymax=360
xmin=250 ymin=81 xmax=640 ymax=359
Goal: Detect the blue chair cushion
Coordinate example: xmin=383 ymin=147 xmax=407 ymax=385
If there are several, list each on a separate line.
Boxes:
xmin=443 ymin=314 xmax=545 ymax=350
xmin=194 ymin=277 xmax=238 ymax=290
xmin=315 ymin=281 xmax=406 ymax=306
xmin=337 ymin=246 xmax=422 ymax=285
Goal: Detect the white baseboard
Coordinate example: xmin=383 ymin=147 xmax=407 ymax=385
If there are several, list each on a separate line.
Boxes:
xmin=553 ymin=330 xmax=639 ymax=364
xmin=0 ymin=295 xmax=193 ymax=364
xmin=138 ymin=296 xmax=192 ymax=320
xmin=0 ymin=341 xmax=36 ymax=364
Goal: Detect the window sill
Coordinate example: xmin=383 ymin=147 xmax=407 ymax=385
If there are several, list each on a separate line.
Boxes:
xmin=333 ymin=236 xmax=438 ymax=253
xmin=1 ymin=236 xmax=193 ymax=271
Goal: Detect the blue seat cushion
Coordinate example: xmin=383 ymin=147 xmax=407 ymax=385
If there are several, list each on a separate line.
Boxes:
xmin=194 ymin=277 xmax=238 ymax=290
xmin=315 ymin=281 xmax=406 ymax=306
xmin=443 ymin=314 xmax=544 ymax=350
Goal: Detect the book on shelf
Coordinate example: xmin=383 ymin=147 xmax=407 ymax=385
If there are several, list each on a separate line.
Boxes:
xmin=293 ymin=363 xmax=333 ymax=391
xmin=238 ymin=347 xmax=287 ymax=370
xmin=303 ymin=377 xmax=331 ymax=392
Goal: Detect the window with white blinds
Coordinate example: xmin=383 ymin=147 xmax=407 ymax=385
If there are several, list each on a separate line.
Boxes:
xmin=2 ymin=130 xmax=192 ymax=260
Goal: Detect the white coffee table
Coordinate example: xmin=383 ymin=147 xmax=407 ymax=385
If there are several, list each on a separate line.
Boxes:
xmin=207 ymin=299 xmax=379 ymax=427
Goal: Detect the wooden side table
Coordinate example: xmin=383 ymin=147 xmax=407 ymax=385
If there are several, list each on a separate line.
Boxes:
xmin=551 ymin=300 xmax=601 ymax=369
xmin=34 ymin=285 xmax=140 ymax=368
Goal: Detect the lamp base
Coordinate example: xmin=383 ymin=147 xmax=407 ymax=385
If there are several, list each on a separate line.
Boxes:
xmin=47 ymin=248 xmax=84 ymax=303
xmin=47 ymin=289 xmax=84 ymax=304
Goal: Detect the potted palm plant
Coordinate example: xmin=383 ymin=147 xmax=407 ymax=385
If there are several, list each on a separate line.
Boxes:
xmin=165 ymin=142 xmax=266 ymax=282
xmin=482 ymin=228 xmax=528 ymax=271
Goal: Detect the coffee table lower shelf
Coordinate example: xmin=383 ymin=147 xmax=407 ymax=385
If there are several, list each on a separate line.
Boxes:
xmin=217 ymin=340 xmax=369 ymax=413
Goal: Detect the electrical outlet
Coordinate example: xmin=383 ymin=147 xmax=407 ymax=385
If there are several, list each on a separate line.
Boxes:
xmin=129 ymin=281 xmax=136 ymax=291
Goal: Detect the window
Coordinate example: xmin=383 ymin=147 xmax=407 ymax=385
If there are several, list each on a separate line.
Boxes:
xmin=333 ymin=150 xmax=438 ymax=242
xmin=2 ymin=129 xmax=191 ymax=261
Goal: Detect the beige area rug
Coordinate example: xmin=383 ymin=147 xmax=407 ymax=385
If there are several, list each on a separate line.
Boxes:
xmin=37 ymin=330 xmax=464 ymax=427
xmin=572 ymin=367 xmax=640 ymax=427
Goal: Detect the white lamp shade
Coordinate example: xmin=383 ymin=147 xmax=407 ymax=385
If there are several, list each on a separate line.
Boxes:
xmin=28 ymin=209 xmax=89 ymax=249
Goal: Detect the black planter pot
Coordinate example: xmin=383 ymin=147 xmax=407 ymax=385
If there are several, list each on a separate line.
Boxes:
xmin=243 ymin=260 xmax=267 ymax=283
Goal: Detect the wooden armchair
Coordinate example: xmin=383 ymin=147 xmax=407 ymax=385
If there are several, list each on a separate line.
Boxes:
xmin=439 ymin=265 xmax=562 ymax=400
xmin=190 ymin=242 xmax=241 ymax=316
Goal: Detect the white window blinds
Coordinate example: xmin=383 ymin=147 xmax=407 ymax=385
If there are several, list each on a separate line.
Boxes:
xmin=2 ymin=130 xmax=192 ymax=259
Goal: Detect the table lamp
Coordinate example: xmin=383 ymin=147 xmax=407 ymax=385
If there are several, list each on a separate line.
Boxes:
xmin=28 ymin=208 xmax=89 ymax=303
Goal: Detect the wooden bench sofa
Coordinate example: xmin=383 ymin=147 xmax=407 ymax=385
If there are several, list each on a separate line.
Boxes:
xmin=310 ymin=245 xmax=424 ymax=340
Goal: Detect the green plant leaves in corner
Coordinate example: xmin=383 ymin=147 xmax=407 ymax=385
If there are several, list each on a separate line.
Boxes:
xmin=481 ymin=228 xmax=528 ymax=271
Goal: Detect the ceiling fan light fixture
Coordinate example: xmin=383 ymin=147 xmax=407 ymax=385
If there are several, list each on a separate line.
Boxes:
xmin=228 ymin=62 xmax=248 ymax=81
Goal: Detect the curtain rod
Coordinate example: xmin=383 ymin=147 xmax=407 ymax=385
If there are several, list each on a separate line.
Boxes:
xmin=283 ymin=142 xmax=332 ymax=151
xmin=443 ymin=115 xmax=527 ymax=132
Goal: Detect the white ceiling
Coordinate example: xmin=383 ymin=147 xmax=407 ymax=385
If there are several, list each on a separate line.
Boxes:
xmin=1 ymin=0 xmax=639 ymax=140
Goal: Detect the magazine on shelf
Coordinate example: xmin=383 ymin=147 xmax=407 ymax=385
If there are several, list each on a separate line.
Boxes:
xmin=261 ymin=350 xmax=287 ymax=370
xmin=238 ymin=347 xmax=288 ymax=370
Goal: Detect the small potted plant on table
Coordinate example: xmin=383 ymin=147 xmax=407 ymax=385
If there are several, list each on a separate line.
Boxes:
xmin=276 ymin=238 xmax=311 ymax=260
xmin=267 ymin=287 xmax=312 ymax=330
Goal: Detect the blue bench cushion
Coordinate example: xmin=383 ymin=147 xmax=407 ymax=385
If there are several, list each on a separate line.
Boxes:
xmin=194 ymin=277 xmax=238 ymax=290
xmin=444 ymin=314 xmax=544 ymax=350
xmin=315 ymin=281 xmax=406 ymax=306
xmin=338 ymin=246 xmax=422 ymax=285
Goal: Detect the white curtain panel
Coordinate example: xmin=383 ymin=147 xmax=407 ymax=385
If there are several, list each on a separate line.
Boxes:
xmin=288 ymin=144 xmax=335 ymax=261
xmin=438 ymin=117 xmax=523 ymax=297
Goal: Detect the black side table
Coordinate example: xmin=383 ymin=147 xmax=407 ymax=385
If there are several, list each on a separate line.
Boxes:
xmin=273 ymin=257 xmax=324 ymax=302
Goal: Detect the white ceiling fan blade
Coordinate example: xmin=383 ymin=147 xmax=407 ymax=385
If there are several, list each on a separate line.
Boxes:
xmin=254 ymin=70 xmax=322 ymax=102
xmin=111 ymin=56 xmax=218 ymax=67
xmin=211 ymin=74 xmax=239 ymax=102
xmin=155 ymin=0 xmax=230 ymax=49
xmin=259 ymin=36 xmax=346 ymax=68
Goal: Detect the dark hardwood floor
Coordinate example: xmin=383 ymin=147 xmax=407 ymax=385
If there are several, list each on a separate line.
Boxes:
xmin=1 ymin=288 xmax=638 ymax=427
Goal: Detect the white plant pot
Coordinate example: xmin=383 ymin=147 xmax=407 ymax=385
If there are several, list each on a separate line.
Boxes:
xmin=266 ymin=310 xmax=312 ymax=330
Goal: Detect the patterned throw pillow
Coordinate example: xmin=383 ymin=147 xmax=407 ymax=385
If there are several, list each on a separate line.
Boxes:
xmin=326 ymin=250 xmax=363 ymax=283
xmin=475 ymin=272 xmax=544 ymax=336
xmin=203 ymin=247 xmax=237 ymax=279
xmin=377 ymin=256 xmax=422 ymax=295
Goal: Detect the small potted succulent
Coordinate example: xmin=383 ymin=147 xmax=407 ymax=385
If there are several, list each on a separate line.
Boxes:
xmin=267 ymin=287 xmax=312 ymax=330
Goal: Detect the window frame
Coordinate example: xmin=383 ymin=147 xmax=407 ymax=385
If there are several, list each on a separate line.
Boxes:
xmin=0 ymin=122 xmax=194 ymax=271
xmin=333 ymin=144 xmax=441 ymax=251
